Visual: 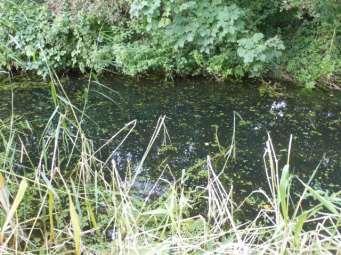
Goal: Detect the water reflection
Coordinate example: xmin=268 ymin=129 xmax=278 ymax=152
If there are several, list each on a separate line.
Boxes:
xmin=0 ymin=76 xmax=340 ymax=194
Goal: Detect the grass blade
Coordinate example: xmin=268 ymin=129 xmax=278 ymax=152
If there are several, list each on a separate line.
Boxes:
xmin=69 ymin=195 xmax=81 ymax=255
xmin=0 ymin=179 xmax=28 ymax=243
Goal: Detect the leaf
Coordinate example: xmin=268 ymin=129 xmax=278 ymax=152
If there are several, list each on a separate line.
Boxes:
xmin=0 ymin=179 xmax=28 ymax=243
xmin=293 ymin=212 xmax=308 ymax=247
xmin=279 ymin=165 xmax=290 ymax=201
xmin=142 ymin=208 xmax=168 ymax=216
xmin=69 ymin=195 xmax=81 ymax=255
xmin=0 ymin=173 xmax=10 ymax=214
xmin=298 ymin=179 xmax=338 ymax=215
xmin=48 ymin=190 xmax=55 ymax=242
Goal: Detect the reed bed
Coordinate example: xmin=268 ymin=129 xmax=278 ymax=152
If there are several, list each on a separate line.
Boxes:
xmin=0 ymin=78 xmax=339 ymax=254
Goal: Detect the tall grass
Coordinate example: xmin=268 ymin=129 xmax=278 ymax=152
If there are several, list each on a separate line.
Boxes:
xmin=0 ymin=77 xmax=339 ymax=254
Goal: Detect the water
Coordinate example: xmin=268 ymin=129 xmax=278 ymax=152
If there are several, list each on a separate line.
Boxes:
xmin=0 ymin=76 xmax=340 ymax=196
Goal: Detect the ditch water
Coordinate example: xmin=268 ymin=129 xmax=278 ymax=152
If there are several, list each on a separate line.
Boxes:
xmin=0 ymin=76 xmax=340 ymax=197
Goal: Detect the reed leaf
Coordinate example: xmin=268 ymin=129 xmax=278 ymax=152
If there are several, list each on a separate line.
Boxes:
xmin=0 ymin=179 xmax=27 ymax=243
xmin=69 ymin=194 xmax=81 ymax=255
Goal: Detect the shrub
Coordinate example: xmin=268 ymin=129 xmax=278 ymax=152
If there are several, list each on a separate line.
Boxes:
xmin=0 ymin=0 xmax=339 ymax=88
xmin=129 ymin=0 xmax=285 ymax=78
xmin=280 ymin=0 xmax=340 ymax=88
xmin=0 ymin=0 xmax=115 ymax=77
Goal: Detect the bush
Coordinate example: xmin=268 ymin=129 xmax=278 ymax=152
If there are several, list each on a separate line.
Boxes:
xmin=280 ymin=0 xmax=340 ymax=88
xmin=0 ymin=0 xmax=115 ymax=77
xmin=0 ymin=0 xmax=339 ymax=88
xmin=285 ymin=26 xmax=339 ymax=88
xmin=129 ymin=0 xmax=285 ymax=78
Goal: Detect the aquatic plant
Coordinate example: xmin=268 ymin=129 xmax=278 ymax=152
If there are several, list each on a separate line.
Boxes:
xmin=0 ymin=77 xmax=339 ymax=254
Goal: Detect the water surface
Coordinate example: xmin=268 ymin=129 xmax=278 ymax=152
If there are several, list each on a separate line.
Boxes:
xmin=0 ymin=76 xmax=340 ymax=196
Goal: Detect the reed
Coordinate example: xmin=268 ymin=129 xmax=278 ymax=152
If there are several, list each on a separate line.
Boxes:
xmin=0 ymin=77 xmax=339 ymax=254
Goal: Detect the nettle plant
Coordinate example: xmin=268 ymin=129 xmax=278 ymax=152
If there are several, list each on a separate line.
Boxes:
xmin=130 ymin=0 xmax=285 ymax=78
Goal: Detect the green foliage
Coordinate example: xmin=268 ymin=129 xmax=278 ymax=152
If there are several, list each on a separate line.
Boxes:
xmin=280 ymin=0 xmax=340 ymax=88
xmin=281 ymin=0 xmax=340 ymax=25
xmin=0 ymin=0 xmax=114 ymax=77
xmin=130 ymin=0 xmax=284 ymax=78
xmin=237 ymin=33 xmax=284 ymax=76
xmin=285 ymin=27 xmax=339 ymax=88
xmin=112 ymin=41 xmax=174 ymax=76
xmin=0 ymin=0 xmax=339 ymax=88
